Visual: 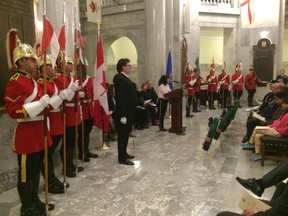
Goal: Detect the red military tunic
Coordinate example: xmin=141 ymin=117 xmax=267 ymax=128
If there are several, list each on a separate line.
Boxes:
xmin=79 ymin=75 xmax=94 ymax=120
xmin=231 ymin=73 xmax=244 ymax=91
xmin=206 ymin=74 xmax=218 ymax=92
xmin=191 ymin=74 xmax=201 ymax=92
xmin=184 ymin=74 xmax=194 ymax=96
xmin=38 ymin=77 xmax=63 ymax=136
xmin=4 ymin=70 xmax=52 ymax=154
xmin=218 ymin=73 xmax=230 ymax=90
xmin=245 ymin=73 xmax=257 ymax=90
xmin=54 ymin=73 xmax=82 ymax=126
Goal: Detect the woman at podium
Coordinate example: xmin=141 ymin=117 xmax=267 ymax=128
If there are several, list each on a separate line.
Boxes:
xmin=157 ymin=75 xmax=171 ymax=131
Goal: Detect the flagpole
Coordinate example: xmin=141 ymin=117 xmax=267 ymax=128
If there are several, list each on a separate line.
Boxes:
xmin=96 ymin=19 xmax=110 ymax=151
xmin=73 ymin=3 xmax=79 ymax=176
xmin=80 ymin=57 xmax=85 ymax=164
xmin=42 ymin=0 xmax=49 ymax=213
xmin=61 ymin=0 xmax=68 ymax=196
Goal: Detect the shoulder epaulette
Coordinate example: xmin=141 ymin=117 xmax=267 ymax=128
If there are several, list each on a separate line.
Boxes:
xmin=10 ymin=73 xmax=20 ymax=81
xmin=38 ymin=78 xmax=44 ymax=83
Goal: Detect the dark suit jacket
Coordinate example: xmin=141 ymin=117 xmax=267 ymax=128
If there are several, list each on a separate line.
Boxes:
xmin=254 ymin=182 xmax=288 ymax=216
xmin=113 ymin=73 xmax=137 ymax=131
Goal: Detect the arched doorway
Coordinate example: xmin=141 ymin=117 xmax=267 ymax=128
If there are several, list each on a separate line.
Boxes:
xmin=105 ymin=36 xmax=138 ymax=84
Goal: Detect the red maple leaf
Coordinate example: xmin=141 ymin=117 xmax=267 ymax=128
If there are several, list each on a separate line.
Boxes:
xmin=89 ymin=0 xmax=96 ymax=13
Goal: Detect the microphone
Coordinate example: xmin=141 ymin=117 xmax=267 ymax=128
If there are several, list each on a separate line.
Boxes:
xmin=172 ymin=80 xmax=181 ymax=84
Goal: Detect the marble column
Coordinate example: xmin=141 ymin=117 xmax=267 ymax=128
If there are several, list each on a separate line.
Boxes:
xmin=223 ymin=28 xmax=238 ymax=74
xmin=145 ymin=0 xmax=166 ymax=85
xmin=186 ymin=0 xmax=200 ymax=70
xmin=173 ymin=0 xmax=181 ymax=83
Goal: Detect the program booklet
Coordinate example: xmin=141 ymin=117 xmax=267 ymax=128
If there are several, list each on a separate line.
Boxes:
xmin=252 ymin=112 xmax=266 ymax=122
xmin=238 ymin=188 xmax=271 ymax=212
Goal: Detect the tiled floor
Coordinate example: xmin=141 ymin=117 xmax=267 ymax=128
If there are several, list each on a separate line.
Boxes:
xmin=2 ymin=106 xmax=279 ymax=216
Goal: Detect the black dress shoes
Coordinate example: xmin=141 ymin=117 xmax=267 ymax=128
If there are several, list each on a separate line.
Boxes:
xmin=54 ymin=178 xmax=69 ymax=188
xmin=78 ymin=154 xmax=91 ymax=162
xmin=65 ymin=168 xmax=76 ymax=178
xmin=32 ymin=197 xmax=55 ymax=211
xmin=186 ymin=114 xmax=194 ymax=117
xmin=119 ymin=159 xmax=134 ymax=165
xmin=159 ymin=127 xmax=168 ymax=131
xmin=126 ymin=154 xmax=135 ymax=159
xmin=48 ymin=181 xmax=64 ymax=194
xmin=236 ymin=177 xmax=264 ymax=197
xmin=21 ymin=204 xmax=47 ymax=216
xmin=87 ymin=151 xmax=99 ymax=158
xmin=71 ymin=165 xmax=84 ymax=172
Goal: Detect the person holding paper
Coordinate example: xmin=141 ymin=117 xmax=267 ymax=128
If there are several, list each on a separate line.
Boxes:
xmin=217 ymin=162 xmax=288 ymax=216
xmin=241 ymin=83 xmax=286 ymax=147
xmin=247 ymin=96 xmax=288 ymax=161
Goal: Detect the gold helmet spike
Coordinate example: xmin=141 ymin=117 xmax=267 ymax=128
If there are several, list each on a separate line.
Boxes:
xmin=6 ymin=28 xmax=21 ymax=72
xmin=66 ymin=56 xmax=73 ymax=65
xmin=38 ymin=54 xmax=52 ymax=69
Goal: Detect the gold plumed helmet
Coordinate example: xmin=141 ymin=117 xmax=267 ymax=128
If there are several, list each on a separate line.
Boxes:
xmin=6 ymin=29 xmax=37 ymax=71
xmin=37 ymin=54 xmax=52 ymax=69
xmin=57 ymin=52 xmax=73 ymax=68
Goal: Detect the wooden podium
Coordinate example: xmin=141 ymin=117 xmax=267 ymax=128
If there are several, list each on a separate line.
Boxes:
xmin=164 ymin=89 xmax=186 ymax=135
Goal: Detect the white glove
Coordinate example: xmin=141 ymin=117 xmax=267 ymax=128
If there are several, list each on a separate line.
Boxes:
xmin=232 ymin=79 xmax=239 ymax=84
xmin=39 ymin=94 xmax=49 ymax=108
xmin=59 ymin=89 xmax=68 ymax=100
xmin=189 ymin=79 xmax=196 ymax=86
xmin=208 ymin=77 xmax=213 ymax=83
xmin=23 ymin=94 xmax=49 ymax=118
xmin=70 ymin=80 xmax=79 ymax=91
xmin=66 ymin=88 xmax=75 ymax=101
xmin=79 ymin=91 xmax=85 ymax=99
xmin=49 ymin=95 xmax=63 ymax=110
xmin=120 ymin=117 xmax=127 ymax=124
xmin=219 ymin=81 xmax=224 ymax=85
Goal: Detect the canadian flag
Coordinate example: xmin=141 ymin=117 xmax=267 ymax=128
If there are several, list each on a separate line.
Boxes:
xmin=86 ymin=0 xmax=102 ymax=24
xmin=41 ymin=17 xmax=60 ymax=68
xmin=93 ymin=38 xmax=109 ymax=132
xmin=240 ymin=0 xmax=254 ymax=25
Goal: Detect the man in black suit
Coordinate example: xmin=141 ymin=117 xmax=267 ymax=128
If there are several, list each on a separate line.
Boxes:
xmin=113 ymin=58 xmax=137 ymax=165
xmin=217 ymin=161 xmax=288 ymax=216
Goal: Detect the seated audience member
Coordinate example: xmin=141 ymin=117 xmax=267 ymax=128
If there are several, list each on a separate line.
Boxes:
xmin=217 ymin=162 xmax=288 ymax=216
xmin=241 ymin=82 xmax=285 ymax=145
xmin=140 ymin=82 xmax=158 ymax=125
xmin=135 ymin=84 xmax=150 ymax=130
xmin=146 ymin=80 xmax=158 ymax=104
xmin=107 ymin=84 xmax=116 ymax=141
xmin=276 ymin=68 xmax=288 ymax=86
xmin=245 ymin=96 xmax=288 ymax=161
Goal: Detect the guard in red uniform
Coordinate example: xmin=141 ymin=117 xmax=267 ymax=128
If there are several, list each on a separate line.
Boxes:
xmin=191 ymin=67 xmax=201 ymax=112
xmin=231 ymin=65 xmax=244 ymax=107
xmin=184 ymin=66 xmax=194 ymax=117
xmin=4 ymin=31 xmax=54 ymax=215
xmin=54 ymin=55 xmax=84 ymax=178
xmin=38 ymin=55 xmax=70 ymax=194
xmin=245 ymin=66 xmax=258 ymax=107
xmin=206 ymin=69 xmax=218 ymax=109
xmin=218 ymin=68 xmax=230 ymax=108
xmin=77 ymin=59 xmax=98 ymax=162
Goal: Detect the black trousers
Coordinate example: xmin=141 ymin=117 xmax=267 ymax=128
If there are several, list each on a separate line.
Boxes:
xmin=219 ymin=89 xmax=229 ymax=108
xmin=17 ymin=151 xmax=44 ymax=207
xmin=157 ymin=99 xmax=168 ymax=128
xmin=61 ymin=125 xmax=81 ymax=169
xmin=193 ymin=92 xmax=200 ymax=111
xmin=78 ymin=117 xmax=93 ymax=155
xmin=186 ymin=95 xmax=193 ymax=115
xmin=41 ymin=134 xmax=62 ymax=183
xmin=233 ymin=90 xmax=243 ymax=102
xmin=245 ymin=117 xmax=262 ymax=140
xmin=247 ymin=89 xmax=256 ymax=106
xmin=262 ymin=161 xmax=288 ymax=188
xmin=146 ymin=106 xmax=157 ymax=123
xmin=117 ymin=123 xmax=131 ymax=162
xmin=135 ymin=108 xmax=149 ymax=126
xmin=208 ymin=91 xmax=216 ymax=109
